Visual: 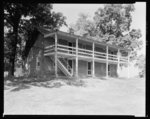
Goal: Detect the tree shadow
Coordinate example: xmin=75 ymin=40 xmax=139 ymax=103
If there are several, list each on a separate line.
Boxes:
xmin=10 ymin=84 xmax=31 ymax=92
xmin=100 ymin=77 xmax=107 ymax=80
xmin=5 ymin=80 xmax=64 ymax=92
xmin=4 ymin=77 xmax=87 ymax=92
xmin=29 ymin=81 xmax=63 ymax=88
xmin=66 ymin=79 xmax=86 ymax=87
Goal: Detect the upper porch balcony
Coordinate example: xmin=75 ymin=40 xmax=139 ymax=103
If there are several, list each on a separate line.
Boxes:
xmin=44 ymin=44 xmax=128 ymax=64
xmin=43 ymin=31 xmax=129 ymax=64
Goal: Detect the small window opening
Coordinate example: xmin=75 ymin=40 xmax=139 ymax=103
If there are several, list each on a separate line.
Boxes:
xmin=88 ymin=62 xmax=92 ymax=75
xmin=37 ymin=61 xmax=40 ymax=66
xmin=36 ymin=57 xmax=40 ymax=70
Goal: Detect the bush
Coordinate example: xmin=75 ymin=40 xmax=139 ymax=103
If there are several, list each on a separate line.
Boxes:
xmin=66 ymin=79 xmax=86 ymax=87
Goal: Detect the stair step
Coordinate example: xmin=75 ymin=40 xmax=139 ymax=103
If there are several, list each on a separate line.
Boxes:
xmin=50 ymin=56 xmax=72 ymax=77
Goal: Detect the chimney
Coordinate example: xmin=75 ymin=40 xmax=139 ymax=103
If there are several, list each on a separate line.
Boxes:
xmin=83 ymin=33 xmax=89 ymax=38
xmin=69 ymin=28 xmax=74 ymax=34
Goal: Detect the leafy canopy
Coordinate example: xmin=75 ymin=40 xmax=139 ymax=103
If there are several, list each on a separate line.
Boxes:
xmin=70 ymin=4 xmax=143 ymax=60
xmin=4 ymin=3 xmax=67 ymax=75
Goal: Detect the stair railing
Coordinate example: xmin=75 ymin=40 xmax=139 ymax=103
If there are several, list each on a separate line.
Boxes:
xmin=59 ymin=58 xmax=73 ymax=76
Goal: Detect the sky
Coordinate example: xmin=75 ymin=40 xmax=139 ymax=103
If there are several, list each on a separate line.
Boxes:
xmin=53 ymin=3 xmax=146 ymax=56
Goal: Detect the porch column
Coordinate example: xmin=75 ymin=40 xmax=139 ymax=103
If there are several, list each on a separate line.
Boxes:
xmin=76 ymin=38 xmax=78 ymax=78
xmin=55 ymin=32 xmax=58 ymax=78
xmin=127 ymin=51 xmax=130 ymax=78
xmin=117 ymin=49 xmax=120 ymax=77
xmin=106 ymin=46 xmax=108 ymax=78
xmin=92 ymin=42 xmax=95 ymax=77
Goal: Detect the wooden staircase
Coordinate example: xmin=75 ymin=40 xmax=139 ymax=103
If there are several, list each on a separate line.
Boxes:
xmin=49 ymin=56 xmax=73 ymax=77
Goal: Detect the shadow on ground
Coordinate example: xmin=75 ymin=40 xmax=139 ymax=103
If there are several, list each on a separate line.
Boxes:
xmin=4 ymin=78 xmax=86 ymax=92
xmin=5 ymin=81 xmax=64 ymax=92
xmin=4 ymin=77 xmax=108 ymax=92
xmin=10 ymin=84 xmax=31 ymax=92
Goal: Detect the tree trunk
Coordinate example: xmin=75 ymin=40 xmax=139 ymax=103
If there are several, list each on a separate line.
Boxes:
xmin=8 ymin=19 xmax=20 ymax=77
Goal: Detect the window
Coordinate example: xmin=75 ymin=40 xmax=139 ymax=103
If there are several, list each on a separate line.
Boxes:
xmin=108 ymin=64 xmax=111 ymax=76
xmin=37 ymin=61 xmax=40 ymax=66
xmin=83 ymin=44 xmax=86 ymax=49
xmin=108 ymin=65 xmax=110 ymax=72
xmin=111 ymin=51 xmax=114 ymax=54
xmin=36 ymin=57 xmax=40 ymax=70
xmin=68 ymin=42 xmax=73 ymax=54
xmin=79 ymin=43 xmax=86 ymax=49
xmin=88 ymin=62 xmax=92 ymax=75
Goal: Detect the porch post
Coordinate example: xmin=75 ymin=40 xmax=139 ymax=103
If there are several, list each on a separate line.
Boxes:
xmin=117 ymin=49 xmax=120 ymax=77
xmin=55 ymin=32 xmax=58 ymax=78
xmin=76 ymin=38 xmax=78 ymax=78
xmin=92 ymin=42 xmax=95 ymax=78
xmin=106 ymin=46 xmax=108 ymax=78
xmin=127 ymin=51 xmax=130 ymax=79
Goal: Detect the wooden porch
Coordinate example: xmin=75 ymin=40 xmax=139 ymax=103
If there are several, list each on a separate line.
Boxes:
xmin=44 ymin=44 xmax=128 ymax=64
xmin=43 ymin=32 xmax=129 ymax=78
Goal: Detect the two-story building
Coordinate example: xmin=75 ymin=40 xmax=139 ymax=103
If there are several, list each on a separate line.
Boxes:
xmin=25 ymin=27 xmax=130 ymax=79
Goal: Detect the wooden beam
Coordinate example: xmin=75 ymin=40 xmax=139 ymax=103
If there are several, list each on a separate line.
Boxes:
xmin=55 ymin=32 xmax=58 ymax=78
xmin=44 ymin=32 xmax=55 ymax=38
xmin=117 ymin=49 xmax=120 ymax=77
xmin=127 ymin=51 xmax=130 ymax=79
xmin=106 ymin=46 xmax=108 ymax=78
xmin=92 ymin=42 xmax=95 ymax=77
xmin=76 ymin=38 xmax=78 ymax=78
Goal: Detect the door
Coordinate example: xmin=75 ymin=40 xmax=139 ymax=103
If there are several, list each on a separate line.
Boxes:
xmin=87 ymin=62 xmax=92 ymax=76
xmin=108 ymin=64 xmax=111 ymax=76
xmin=68 ymin=59 xmax=73 ymax=74
xmin=68 ymin=42 xmax=73 ymax=54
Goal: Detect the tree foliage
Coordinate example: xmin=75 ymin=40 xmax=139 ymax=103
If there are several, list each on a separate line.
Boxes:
xmin=70 ymin=4 xmax=143 ymax=61
xmin=69 ymin=13 xmax=95 ymax=37
xmin=4 ymin=2 xmax=67 ymax=76
xmin=94 ymin=4 xmax=134 ymax=37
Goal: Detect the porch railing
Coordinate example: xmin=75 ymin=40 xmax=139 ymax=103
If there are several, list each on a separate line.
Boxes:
xmin=44 ymin=44 xmax=128 ymax=63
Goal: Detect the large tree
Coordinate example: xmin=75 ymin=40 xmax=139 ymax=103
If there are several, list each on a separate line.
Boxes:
xmin=4 ymin=3 xmax=66 ymax=76
xmin=93 ymin=4 xmax=142 ymax=60
xmin=69 ymin=13 xmax=95 ymax=36
xmin=70 ymin=4 xmax=143 ymax=60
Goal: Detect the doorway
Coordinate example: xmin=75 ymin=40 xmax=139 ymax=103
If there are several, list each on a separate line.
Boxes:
xmin=68 ymin=42 xmax=73 ymax=54
xmin=108 ymin=64 xmax=111 ymax=76
xmin=67 ymin=59 xmax=73 ymax=74
xmin=87 ymin=62 xmax=92 ymax=76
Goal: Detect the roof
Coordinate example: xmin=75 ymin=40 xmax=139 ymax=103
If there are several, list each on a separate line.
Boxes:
xmin=37 ymin=27 xmax=53 ymax=35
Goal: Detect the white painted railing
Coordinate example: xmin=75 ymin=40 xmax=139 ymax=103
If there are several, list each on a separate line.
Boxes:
xmin=44 ymin=44 xmax=128 ymax=63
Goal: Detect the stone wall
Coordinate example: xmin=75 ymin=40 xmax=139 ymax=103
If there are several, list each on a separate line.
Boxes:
xmin=26 ymin=34 xmax=55 ymax=78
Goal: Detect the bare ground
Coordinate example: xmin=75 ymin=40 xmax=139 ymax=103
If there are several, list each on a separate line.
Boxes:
xmin=4 ymin=77 xmax=145 ymax=116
